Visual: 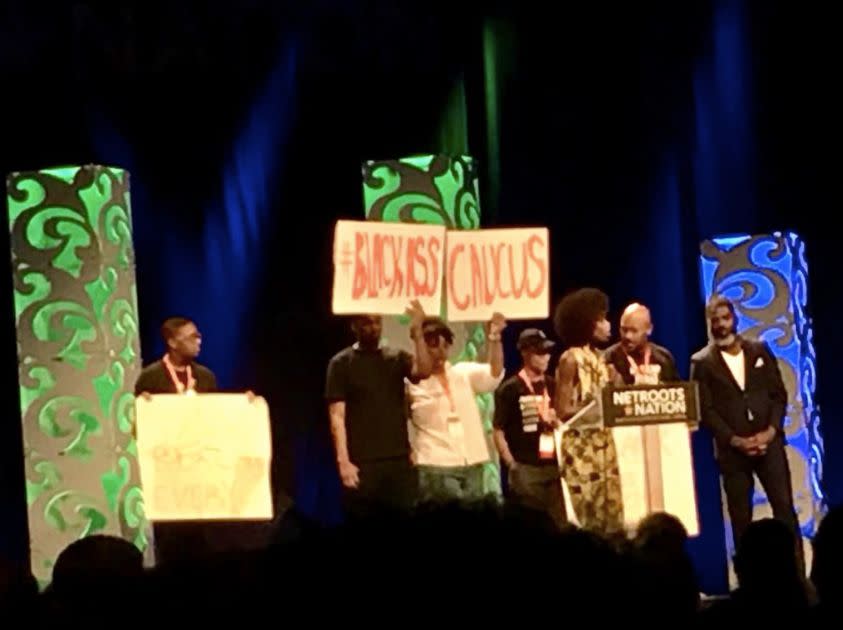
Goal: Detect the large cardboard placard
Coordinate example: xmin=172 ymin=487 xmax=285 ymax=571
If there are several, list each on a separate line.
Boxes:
xmin=136 ymin=394 xmax=273 ymax=521
xmin=331 ymin=220 xmax=446 ymax=315
xmin=445 ymin=227 xmax=549 ymax=321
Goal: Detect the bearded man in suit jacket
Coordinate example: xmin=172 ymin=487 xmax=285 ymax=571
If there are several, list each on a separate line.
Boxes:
xmin=690 ymin=295 xmax=800 ymax=553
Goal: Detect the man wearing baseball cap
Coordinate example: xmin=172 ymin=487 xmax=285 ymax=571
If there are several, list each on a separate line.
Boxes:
xmin=494 ymin=329 xmax=566 ymax=528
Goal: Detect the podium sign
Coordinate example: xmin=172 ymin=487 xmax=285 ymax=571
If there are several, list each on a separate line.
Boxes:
xmin=135 ymin=394 xmax=273 ymax=521
xmin=602 ymin=382 xmax=700 ymax=428
xmin=601 ymin=383 xmax=700 ymax=536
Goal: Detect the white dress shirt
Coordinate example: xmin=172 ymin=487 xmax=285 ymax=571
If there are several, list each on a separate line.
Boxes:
xmin=407 ymin=362 xmax=505 ymax=466
xmin=721 ymin=349 xmax=746 ymax=391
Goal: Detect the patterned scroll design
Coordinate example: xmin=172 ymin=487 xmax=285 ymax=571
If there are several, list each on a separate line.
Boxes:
xmin=362 ymin=155 xmax=500 ymax=498
xmin=7 ymin=165 xmax=150 ymax=583
xmin=362 ymin=154 xmax=481 ymax=229
xmin=699 ymin=232 xmax=825 ymax=577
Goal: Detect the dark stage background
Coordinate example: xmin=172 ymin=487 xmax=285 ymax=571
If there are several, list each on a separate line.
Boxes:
xmin=1 ymin=0 xmax=841 ymax=594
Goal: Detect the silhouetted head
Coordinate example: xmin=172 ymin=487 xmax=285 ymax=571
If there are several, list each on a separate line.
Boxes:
xmin=634 ymin=512 xmax=688 ymax=555
xmin=51 ymin=535 xmax=143 ymax=593
xmin=811 ymin=505 xmax=843 ymax=605
xmin=735 ymin=519 xmax=801 ymax=592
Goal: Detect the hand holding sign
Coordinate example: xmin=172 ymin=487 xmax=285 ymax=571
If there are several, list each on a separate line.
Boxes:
xmin=487 ymin=312 xmax=507 ymax=336
xmin=405 ymin=299 xmax=427 ymax=340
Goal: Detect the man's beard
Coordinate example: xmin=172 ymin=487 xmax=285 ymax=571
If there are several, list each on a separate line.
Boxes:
xmin=714 ymin=333 xmax=736 ymax=348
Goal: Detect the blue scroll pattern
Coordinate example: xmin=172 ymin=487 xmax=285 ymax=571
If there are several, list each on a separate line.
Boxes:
xmin=699 ymin=232 xmax=825 ymax=559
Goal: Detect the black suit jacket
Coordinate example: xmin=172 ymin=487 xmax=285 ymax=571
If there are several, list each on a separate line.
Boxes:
xmin=134 ymin=359 xmax=217 ymax=395
xmin=689 ymin=338 xmax=787 ymax=448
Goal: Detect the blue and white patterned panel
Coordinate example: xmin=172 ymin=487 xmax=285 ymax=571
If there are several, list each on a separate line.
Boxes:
xmin=699 ymin=232 xmax=825 ymax=568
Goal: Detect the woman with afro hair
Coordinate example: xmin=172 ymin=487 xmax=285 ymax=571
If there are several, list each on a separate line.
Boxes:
xmin=553 ymin=288 xmax=625 ymax=534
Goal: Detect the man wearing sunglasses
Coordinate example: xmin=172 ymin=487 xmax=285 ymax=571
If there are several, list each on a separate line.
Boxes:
xmin=406 ymin=313 xmax=507 ymax=503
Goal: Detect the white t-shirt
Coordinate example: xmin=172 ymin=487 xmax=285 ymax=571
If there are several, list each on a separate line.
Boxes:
xmin=407 ymin=362 xmax=504 ymax=466
xmin=721 ymin=349 xmax=745 ymax=390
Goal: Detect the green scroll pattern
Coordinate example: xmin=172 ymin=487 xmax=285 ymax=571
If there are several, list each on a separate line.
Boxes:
xmin=7 ymin=165 xmax=149 ymax=583
xmin=362 ymin=155 xmax=500 ymax=499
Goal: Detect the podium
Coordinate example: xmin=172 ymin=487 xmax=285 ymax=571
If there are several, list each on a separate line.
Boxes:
xmin=135 ymin=393 xmax=274 ymax=522
xmin=562 ymin=382 xmax=701 ymax=535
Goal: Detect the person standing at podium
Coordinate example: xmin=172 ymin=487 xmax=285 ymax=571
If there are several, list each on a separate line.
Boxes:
xmin=325 ymin=302 xmax=433 ymax=519
xmin=690 ymin=295 xmax=800 ymax=553
xmin=604 ymin=303 xmax=679 ymax=386
xmin=494 ymin=328 xmax=566 ymax=528
xmin=554 ymin=289 xmax=624 ymax=534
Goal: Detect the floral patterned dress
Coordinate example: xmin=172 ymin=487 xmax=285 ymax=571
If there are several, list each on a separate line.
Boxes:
xmin=560 ymin=346 xmax=625 ymax=534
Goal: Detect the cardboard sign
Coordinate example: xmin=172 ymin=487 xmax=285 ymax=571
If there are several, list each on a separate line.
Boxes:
xmin=601 ymin=382 xmax=700 ymax=427
xmin=135 ymin=394 xmax=273 ymax=521
xmin=331 ymin=220 xmax=446 ymax=315
xmin=445 ymin=228 xmax=549 ymax=322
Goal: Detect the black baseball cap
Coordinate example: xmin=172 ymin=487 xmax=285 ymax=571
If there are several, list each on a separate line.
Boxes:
xmin=517 ymin=328 xmax=555 ymax=353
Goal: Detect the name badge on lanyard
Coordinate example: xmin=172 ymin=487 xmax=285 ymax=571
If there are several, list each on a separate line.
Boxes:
xmin=163 ymin=354 xmax=196 ymax=395
xmin=436 ymin=373 xmax=462 ymax=436
xmin=518 ymin=370 xmax=555 ymax=459
xmin=627 ymin=347 xmax=660 ymax=385
xmin=538 ymin=433 xmax=555 ymax=459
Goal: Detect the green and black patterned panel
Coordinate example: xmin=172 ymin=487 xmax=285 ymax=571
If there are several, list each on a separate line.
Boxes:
xmin=363 ymin=154 xmax=481 ymax=229
xmin=362 ymin=154 xmax=501 ymax=497
xmin=6 ymin=165 xmax=150 ymax=583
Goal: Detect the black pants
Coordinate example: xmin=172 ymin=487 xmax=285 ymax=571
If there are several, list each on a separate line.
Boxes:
xmin=719 ymin=438 xmax=801 ymax=552
xmin=342 ymin=457 xmax=418 ymax=521
xmin=507 ymin=463 xmax=567 ymax=530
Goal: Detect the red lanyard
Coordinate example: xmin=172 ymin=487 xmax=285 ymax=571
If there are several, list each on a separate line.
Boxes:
xmin=518 ymin=369 xmax=550 ymax=420
xmin=626 ymin=345 xmax=651 ymax=377
xmin=435 ymin=373 xmax=456 ymax=413
xmin=163 ymin=354 xmax=195 ymax=394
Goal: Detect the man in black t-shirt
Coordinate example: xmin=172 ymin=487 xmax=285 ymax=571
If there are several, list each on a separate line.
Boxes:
xmin=135 ymin=317 xmax=217 ymax=396
xmin=325 ymin=301 xmax=433 ymax=519
xmin=603 ymin=303 xmax=679 ymax=386
xmin=494 ymin=329 xmax=567 ymax=529
xmin=134 ymin=317 xmax=218 ymax=566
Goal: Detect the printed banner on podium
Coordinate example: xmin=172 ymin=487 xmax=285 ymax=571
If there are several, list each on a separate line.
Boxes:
xmin=445 ymin=227 xmax=549 ymax=322
xmin=135 ymin=394 xmax=273 ymax=521
xmin=602 ymin=382 xmax=700 ymax=427
xmin=331 ymin=219 xmax=446 ymax=315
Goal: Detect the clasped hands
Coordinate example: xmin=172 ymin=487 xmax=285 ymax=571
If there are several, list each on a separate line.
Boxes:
xmin=730 ymin=426 xmax=777 ymax=456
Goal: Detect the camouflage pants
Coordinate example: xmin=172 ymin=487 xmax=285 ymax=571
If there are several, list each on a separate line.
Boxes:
xmin=561 ymin=428 xmax=625 ymax=534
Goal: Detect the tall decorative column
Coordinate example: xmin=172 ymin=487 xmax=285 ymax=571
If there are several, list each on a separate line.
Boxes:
xmin=699 ymin=232 xmax=825 ymax=582
xmin=6 ymin=165 xmax=150 ymax=583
